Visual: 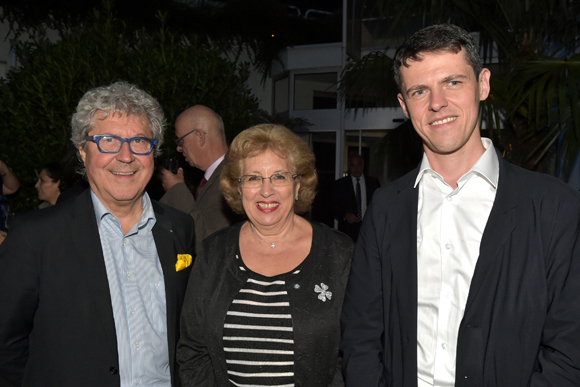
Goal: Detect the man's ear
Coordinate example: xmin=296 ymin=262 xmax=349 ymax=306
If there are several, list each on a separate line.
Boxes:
xmin=478 ymin=68 xmax=491 ymax=101
xmin=397 ymin=93 xmax=410 ymax=118
xmin=78 ymin=145 xmax=87 ymax=164
xmin=198 ymin=130 xmax=206 ymax=147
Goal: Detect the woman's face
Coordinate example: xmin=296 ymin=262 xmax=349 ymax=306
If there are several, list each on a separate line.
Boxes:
xmin=239 ymin=149 xmax=300 ymax=231
xmin=35 ymin=168 xmax=60 ymax=205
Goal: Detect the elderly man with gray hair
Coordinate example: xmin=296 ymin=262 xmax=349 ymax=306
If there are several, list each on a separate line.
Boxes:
xmin=0 ymin=81 xmax=195 ymax=387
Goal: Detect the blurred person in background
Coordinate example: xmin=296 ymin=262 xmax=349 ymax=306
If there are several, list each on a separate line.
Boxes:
xmin=0 ymin=159 xmax=20 ymax=244
xmin=158 ymin=105 xmax=238 ymax=254
xmin=332 ymin=153 xmax=380 ymax=241
xmin=36 ymin=162 xmax=63 ymax=208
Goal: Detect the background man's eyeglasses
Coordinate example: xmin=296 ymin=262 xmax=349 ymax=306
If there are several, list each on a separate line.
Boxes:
xmin=175 ymin=129 xmax=207 ymax=147
xmin=85 ymin=135 xmax=157 ymax=155
xmin=238 ymin=172 xmax=299 ymax=188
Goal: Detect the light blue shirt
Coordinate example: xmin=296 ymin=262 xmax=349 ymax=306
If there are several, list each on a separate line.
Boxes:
xmin=92 ymin=191 xmax=171 ymax=387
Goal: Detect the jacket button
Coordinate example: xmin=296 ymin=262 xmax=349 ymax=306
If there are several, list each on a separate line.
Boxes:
xmin=110 ymin=367 xmax=118 ymax=375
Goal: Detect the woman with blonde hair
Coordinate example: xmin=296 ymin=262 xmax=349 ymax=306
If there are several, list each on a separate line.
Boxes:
xmin=178 ymin=124 xmax=353 ymax=386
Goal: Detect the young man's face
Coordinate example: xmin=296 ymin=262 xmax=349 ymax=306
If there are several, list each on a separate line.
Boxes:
xmin=397 ymin=50 xmax=491 ymax=160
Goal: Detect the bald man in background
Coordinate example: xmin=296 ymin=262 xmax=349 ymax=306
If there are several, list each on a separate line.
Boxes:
xmin=158 ymin=105 xmax=238 ymax=254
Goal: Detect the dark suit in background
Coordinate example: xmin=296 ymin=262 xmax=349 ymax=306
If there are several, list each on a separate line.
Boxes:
xmin=332 ymin=173 xmax=380 ymax=241
xmin=0 ymin=189 xmax=195 ymax=387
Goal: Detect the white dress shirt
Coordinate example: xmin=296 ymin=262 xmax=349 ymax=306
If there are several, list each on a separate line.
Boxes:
xmin=415 ymin=138 xmax=499 ymax=387
xmin=204 ymin=154 xmax=225 ymax=181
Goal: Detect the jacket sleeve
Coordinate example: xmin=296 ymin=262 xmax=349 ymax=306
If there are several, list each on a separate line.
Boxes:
xmin=176 ymin=240 xmax=219 ymax=387
xmin=529 ymin=193 xmax=580 ymax=386
xmin=160 ymin=183 xmax=206 ymax=253
xmin=340 ymin=202 xmax=387 ymax=387
xmin=0 ymin=217 xmax=38 ymax=387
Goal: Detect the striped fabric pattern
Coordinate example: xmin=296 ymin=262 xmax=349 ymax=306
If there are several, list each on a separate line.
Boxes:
xmin=224 ymin=275 xmax=295 ymax=387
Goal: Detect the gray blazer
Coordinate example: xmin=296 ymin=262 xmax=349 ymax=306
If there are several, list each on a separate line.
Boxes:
xmin=160 ymin=160 xmax=239 ymax=254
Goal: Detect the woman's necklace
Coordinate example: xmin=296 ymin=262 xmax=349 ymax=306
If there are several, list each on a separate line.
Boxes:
xmin=249 ymin=217 xmax=296 ymax=248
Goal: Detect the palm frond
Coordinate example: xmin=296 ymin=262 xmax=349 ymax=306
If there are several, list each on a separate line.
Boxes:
xmin=338 ymin=51 xmax=399 ymax=109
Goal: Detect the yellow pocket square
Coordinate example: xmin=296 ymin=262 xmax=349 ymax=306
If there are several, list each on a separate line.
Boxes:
xmin=176 ymin=254 xmax=192 ymax=272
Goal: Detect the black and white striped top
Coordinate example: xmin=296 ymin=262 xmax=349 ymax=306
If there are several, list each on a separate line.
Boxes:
xmin=223 ymin=255 xmax=299 ymax=387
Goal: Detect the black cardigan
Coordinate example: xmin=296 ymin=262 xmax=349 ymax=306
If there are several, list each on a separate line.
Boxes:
xmin=177 ymin=220 xmax=354 ymax=386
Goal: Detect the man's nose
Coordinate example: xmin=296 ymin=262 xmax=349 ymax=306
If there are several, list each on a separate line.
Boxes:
xmin=429 ymin=89 xmax=448 ymax=112
xmin=116 ymin=142 xmax=135 ymax=162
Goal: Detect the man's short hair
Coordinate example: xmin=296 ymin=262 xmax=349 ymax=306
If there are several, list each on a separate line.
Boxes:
xmin=393 ymin=24 xmax=483 ymax=91
xmin=70 ymin=81 xmax=166 ymax=163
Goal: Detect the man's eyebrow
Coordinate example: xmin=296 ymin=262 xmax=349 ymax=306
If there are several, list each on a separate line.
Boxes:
xmin=404 ymin=74 xmax=470 ymax=96
xmin=440 ymin=74 xmax=469 ymax=84
xmin=405 ymin=84 xmax=427 ymax=96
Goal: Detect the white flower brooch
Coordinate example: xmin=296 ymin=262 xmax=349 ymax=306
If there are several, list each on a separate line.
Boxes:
xmin=315 ymin=283 xmax=332 ymax=302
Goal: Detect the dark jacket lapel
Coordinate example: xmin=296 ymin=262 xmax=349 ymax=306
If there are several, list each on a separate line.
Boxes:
xmin=69 ymin=189 xmax=118 ymax=358
xmin=388 ymin=171 xmax=420 ymax=370
xmin=151 ymin=201 xmax=183 ymax=384
xmin=464 ymin=156 xmax=518 ymax=314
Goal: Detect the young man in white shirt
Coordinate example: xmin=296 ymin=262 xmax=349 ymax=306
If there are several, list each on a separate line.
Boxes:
xmin=341 ymin=24 xmax=580 ymax=387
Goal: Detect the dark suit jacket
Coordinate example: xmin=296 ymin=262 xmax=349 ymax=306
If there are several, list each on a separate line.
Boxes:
xmin=0 ymin=189 xmax=195 ymax=387
xmin=332 ymin=174 xmax=380 ymax=241
xmin=161 ymin=160 xmax=239 ymax=254
xmin=340 ymin=155 xmax=580 ymax=386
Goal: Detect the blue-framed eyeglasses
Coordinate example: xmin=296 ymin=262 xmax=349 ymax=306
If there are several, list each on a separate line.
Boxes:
xmin=85 ymin=135 xmax=158 ymax=155
xmin=175 ymin=129 xmax=207 ymax=147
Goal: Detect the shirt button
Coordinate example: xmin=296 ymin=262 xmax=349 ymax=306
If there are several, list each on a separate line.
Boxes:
xmin=441 ymin=343 xmax=447 ymax=350
xmin=126 ymin=272 xmax=131 ymax=279
xmin=136 ymin=379 xmax=141 ymax=385
xmin=445 ymin=292 xmax=451 ymax=299
xmin=123 ymin=239 xmax=127 ymax=245
xmin=135 ymin=342 xmax=140 ymax=349
xmin=445 ymin=243 xmax=451 ymax=250
xmin=131 ymin=307 xmax=136 ymax=314
xmin=447 ymin=196 xmax=453 ymax=202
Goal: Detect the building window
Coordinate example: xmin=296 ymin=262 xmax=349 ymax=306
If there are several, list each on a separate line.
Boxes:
xmin=294 ymin=73 xmax=337 ymax=110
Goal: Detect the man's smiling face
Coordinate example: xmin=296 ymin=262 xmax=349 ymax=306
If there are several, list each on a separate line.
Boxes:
xmin=79 ymin=112 xmax=155 ymax=212
xmin=397 ymin=49 xmax=490 ymax=160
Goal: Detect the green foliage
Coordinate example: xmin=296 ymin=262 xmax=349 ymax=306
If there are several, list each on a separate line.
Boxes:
xmin=340 ymin=51 xmax=399 ymax=109
xmin=0 ymin=6 xmax=266 ymax=213
xmin=1 ymin=0 xmax=343 ymax=84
